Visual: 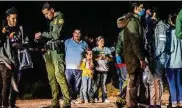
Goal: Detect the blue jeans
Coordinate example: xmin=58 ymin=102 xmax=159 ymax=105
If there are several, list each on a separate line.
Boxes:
xmin=80 ymin=77 xmax=92 ymax=101
xmin=94 ymin=72 xmax=108 ymax=101
xmin=116 ymin=66 xmax=127 ymax=95
xmin=65 ymin=69 xmax=82 ymax=99
xmin=166 ymin=68 xmax=182 ymax=105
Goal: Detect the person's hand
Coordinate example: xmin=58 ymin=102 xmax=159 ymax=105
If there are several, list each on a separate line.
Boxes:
xmin=2 ymin=27 xmax=7 ymax=33
xmin=9 ymin=32 xmax=15 ymax=38
xmin=116 ymin=55 xmax=122 ymax=64
xmin=34 ymin=32 xmax=41 ymax=39
xmin=101 ymin=54 xmax=106 ymax=59
xmin=140 ymin=60 xmax=146 ymax=69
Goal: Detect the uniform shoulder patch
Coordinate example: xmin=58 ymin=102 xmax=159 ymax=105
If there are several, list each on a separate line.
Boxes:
xmin=58 ymin=19 xmax=64 ymax=24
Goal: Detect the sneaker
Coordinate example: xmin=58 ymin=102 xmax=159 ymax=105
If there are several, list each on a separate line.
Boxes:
xmin=89 ymin=98 xmax=94 ymax=103
xmin=172 ymin=104 xmax=177 ymax=107
xmin=71 ymin=100 xmax=78 ymax=104
xmin=71 ymin=99 xmax=84 ymax=104
xmin=103 ymin=99 xmax=110 ymax=103
xmin=78 ymin=99 xmax=84 ymax=104
xmin=94 ymin=98 xmax=98 ymax=103
xmin=84 ymin=100 xmax=89 ymax=104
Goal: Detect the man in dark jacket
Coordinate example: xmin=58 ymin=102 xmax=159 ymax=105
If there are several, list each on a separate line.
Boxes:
xmin=2 ymin=7 xmax=30 ymax=108
xmin=0 ymin=30 xmax=15 ymax=108
xmin=123 ymin=2 xmax=146 ymax=108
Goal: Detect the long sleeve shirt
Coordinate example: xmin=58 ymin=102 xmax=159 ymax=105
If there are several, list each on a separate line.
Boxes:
xmin=80 ymin=58 xmax=93 ymax=78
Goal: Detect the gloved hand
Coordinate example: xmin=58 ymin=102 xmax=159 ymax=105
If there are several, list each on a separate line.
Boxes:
xmin=116 ymin=55 xmax=122 ymax=64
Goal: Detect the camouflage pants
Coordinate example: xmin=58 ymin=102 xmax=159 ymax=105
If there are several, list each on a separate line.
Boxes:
xmin=44 ymin=50 xmax=70 ymax=106
xmin=0 ymin=64 xmax=11 ymax=107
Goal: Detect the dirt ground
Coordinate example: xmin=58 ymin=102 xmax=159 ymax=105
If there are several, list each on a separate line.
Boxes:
xmin=16 ymin=97 xmax=118 ymax=108
xmin=16 ymin=92 xmax=169 ymax=108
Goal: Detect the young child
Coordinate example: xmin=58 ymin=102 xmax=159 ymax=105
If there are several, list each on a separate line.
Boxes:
xmin=79 ymin=49 xmax=94 ymax=103
xmin=92 ymin=36 xmax=113 ymax=103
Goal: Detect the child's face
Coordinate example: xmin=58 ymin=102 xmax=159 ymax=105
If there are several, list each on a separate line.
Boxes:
xmin=86 ymin=51 xmax=92 ymax=59
xmin=97 ymin=38 xmax=104 ymax=47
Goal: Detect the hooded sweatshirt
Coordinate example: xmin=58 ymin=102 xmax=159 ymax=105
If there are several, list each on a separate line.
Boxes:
xmin=167 ymin=27 xmax=182 ymax=68
xmin=154 ymin=20 xmax=169 ymax=68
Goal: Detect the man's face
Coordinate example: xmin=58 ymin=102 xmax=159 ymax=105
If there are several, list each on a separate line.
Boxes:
xmin=42 ymin=8 xmax=54 ymax=20
xmin=7 ymin=14 xmax=17 ymax=27
xmin=135 ymin=4 xmax=144 ymax=14
xmin=73 ymin=30 xmax=81 ymax=41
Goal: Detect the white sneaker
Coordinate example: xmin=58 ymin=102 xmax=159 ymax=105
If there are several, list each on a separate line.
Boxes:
xmin=172 ymin=104 xmax=177 ymax=107
xmin=94 ymin=98 xmax=98 ymax=103
xmin=84 ymin=100 xmax=89 ymax=104
xmin=103 ymin=99 xmax=110 ymax=103
xmin=71 ymin=99 xmax=80 ymax=104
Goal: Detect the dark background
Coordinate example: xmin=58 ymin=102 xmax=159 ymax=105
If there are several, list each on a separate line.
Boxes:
xmin=0 ymin=1 xmax=181 ymax=44
xmin=0 ymin=1 xmax=181 ymax=99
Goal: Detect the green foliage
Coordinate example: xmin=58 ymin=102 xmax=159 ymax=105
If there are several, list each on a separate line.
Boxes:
xmin=21 ymin=80 xmax=51 ymax=99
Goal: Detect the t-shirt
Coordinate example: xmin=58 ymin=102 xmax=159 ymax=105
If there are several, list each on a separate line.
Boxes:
xmin=65 ymin=38 xmax=88 ymax=69
xmin=92 ymin=47 xmax=112 ymax=72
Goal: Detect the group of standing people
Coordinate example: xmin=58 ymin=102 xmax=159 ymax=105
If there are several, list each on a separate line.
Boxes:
xmin=1 ymin=1 xmax=182 ymax=108
xmin=34 ymin=2 xmax=114 ymax=108
xmin=116 ymin=2 xmax=182 ymax=108
xmin=0 ymin=2 xmax=113 ymax=108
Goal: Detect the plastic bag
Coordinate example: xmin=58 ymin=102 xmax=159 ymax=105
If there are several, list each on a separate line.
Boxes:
xmin=18 ymin=48 xmax=33 ymax=70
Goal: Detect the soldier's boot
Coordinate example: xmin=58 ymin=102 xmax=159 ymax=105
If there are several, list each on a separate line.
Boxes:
xmin=42 ymin=104 xmax=60 ymax=108
xmin=61 ymin=105 xmax=71 ymax=108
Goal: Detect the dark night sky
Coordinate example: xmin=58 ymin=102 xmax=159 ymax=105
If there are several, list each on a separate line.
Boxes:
xmin=0 ymin=1 xmax=182 ymax=46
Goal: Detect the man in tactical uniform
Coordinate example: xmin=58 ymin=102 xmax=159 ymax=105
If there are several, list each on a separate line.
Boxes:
xmin=122 ymin=2 xmax=146 ymax=107
xmin=34 ymin=2 xmax=70 ymax=108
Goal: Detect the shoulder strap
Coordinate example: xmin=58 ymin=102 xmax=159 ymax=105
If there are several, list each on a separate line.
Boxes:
xmin=19 ymin=25 xmax=24 ymax=44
